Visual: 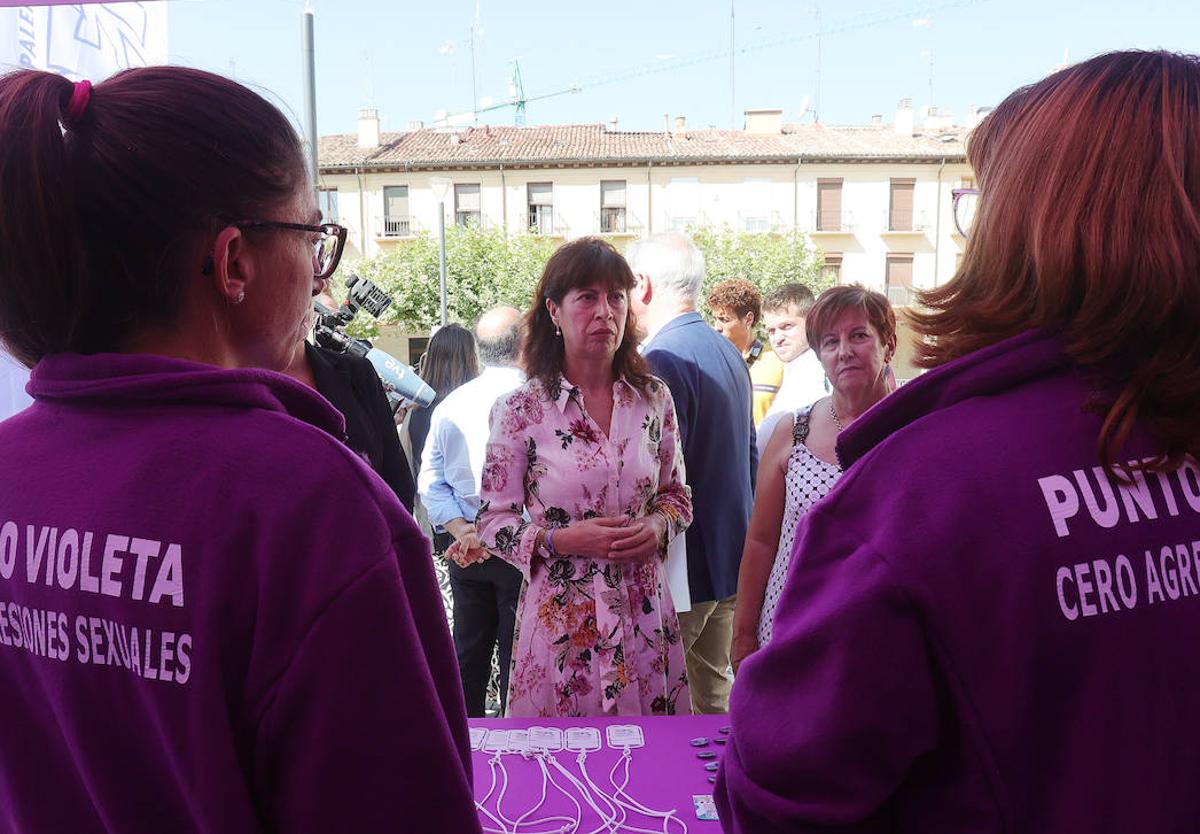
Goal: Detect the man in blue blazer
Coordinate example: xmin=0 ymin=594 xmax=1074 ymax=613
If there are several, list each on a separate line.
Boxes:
xmin=628 ymin=233 xmax=757 ymax=714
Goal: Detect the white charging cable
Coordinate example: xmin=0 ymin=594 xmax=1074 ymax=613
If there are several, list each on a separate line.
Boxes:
xmin=607 ymin=747 xmax=688 ymax=834
xmin=478 ymin=750 xmax=515 ymax=834
xmin=545 ymin=750 xmax=622 ymax=834
xmin=507 ymin=749 xmax=578 ymax=833
xmin=578 ymin=748 xmax=629 ymax=832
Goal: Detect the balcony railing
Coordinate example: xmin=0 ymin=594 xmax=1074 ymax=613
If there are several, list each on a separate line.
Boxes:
xmin=529 ymin=212 xmax=570 ymax=237
xmin=596 ymin=210 xmax=643 ymax=236
xmin=739 ymin=211 xmax=784 ymax=234
xmin=665 ymin=211 xmax=716 ymax=233
xmin=454 ymin=212 xmax=492 ymax=230
xmin=886 ymin=285 xmax=915 ymax=307
xmin=802 ymin=210 xmax=858 ymax=234
xmin=377 ymin=216 xmax=416 ymax=238
xmin=881 ymin=209 xmax=930 ymax=233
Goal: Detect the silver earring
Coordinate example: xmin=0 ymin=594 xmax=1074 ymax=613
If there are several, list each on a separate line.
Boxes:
xmin=554 ymin=324 xmax=561 ymax=337
xmin=233 ymin=290 xmax=245 ymax=305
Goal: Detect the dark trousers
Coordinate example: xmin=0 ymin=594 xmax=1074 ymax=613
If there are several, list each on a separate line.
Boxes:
xmin=449 ymin=556 xmax=522 ymax=717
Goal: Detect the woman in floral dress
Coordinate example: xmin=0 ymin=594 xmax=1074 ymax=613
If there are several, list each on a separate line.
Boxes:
xmin=471 ymin=237 xmax=692 ymax=717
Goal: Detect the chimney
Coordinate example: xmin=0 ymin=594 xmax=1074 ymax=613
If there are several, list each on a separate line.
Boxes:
xmin=609 ymin=116 xmax=619 ymax=132
xmin=674 ymin=115 xmax=686 ymax=136
xmin=923 ymin=105 xmax=953 ymax=131
xmin=663 ymin=113 xmax=670 ymax=134
xmin=744 ymin=108 xmax=783 ymax=135
xmin=894 ymin=98 xmax=914 ymax=136
xmin=407 ymin=120 xmax=425 ymax=131
xmin=871 ymin=114 xmax=883 ymax=126
xmin=357 ymin=108 xmax=380 ymax=148
xmin=965 ymin=104 xmax=992 ymax=129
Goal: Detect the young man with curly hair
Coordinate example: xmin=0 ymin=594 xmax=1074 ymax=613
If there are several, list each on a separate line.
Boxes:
xmin=706 ymin=278 xmax=785 ymax=426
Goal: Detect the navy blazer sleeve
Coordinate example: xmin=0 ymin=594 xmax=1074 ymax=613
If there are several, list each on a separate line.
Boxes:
xmin=643 ymin=348 xmax=694 ymax=448
xmin=646 ymin=345 xmax=757 ymax=491
xmin=748 ymin=370 xmax=759 ymax=491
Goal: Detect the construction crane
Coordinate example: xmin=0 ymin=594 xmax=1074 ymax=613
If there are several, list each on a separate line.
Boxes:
xmin=433 ymin=0 xmax=986 ymax=129
xmin=433 ymin=59 xmax=580 ymax=127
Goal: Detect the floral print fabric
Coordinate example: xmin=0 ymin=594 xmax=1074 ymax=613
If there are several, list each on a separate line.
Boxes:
xmin=478 ymin=375 xmax=692 ymax=717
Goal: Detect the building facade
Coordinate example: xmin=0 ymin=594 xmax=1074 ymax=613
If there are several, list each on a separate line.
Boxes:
xmin=317 ymin=105 xmax=974 ymax=312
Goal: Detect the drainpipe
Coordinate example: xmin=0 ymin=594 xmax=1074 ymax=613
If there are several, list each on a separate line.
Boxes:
xmin=647 ymin=160 xmax=653 ymax=234
xmin=500 ymin=163 xmax=507 ymax=231
xmin=793 ymin=159 xmax=801 ymax=231
xmin=355 ymin=165 xmax=366 ymax=256
xmin=933 ymin=156 xmax=945 ymax=287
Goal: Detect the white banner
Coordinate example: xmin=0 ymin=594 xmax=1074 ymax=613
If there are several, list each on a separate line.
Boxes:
xmin=0 ymin=2 xmax=167 ymax=80
xmin=0 ymin=350 xmax=32 ymax=422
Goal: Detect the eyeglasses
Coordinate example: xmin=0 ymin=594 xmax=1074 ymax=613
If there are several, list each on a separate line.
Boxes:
xmin=237 ymin=219 xmax=348 ymax=280
xmin=201 ymin=219 xmax=348 ymax=280
xmin=951 ymin=188 xmax=979 ymax=239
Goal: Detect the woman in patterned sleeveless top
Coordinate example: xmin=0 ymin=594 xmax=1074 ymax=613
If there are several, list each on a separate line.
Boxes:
xmin=731 ymin=286 xmax=898 ymax=673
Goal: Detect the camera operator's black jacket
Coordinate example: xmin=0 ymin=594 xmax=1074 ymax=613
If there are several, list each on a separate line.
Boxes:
xmin=305 ymin=342 xmax=416 ymax=512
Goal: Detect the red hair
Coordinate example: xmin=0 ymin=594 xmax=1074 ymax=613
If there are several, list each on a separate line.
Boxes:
xmin=913 ymin=50 xmax=1200 ymax=472
xmin=805 ymin=285 xmax=897 ymax=357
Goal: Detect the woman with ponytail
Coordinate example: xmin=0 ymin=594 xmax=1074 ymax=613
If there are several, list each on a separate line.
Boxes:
xmin=718 ymin=51 xmax=1200 ymax=833
xmin=0 ymin=68 xmax=479 ymax=833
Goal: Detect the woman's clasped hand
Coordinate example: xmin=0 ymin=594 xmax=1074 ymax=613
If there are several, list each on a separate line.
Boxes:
xmin=548 ymin=514 xmax=666 ymax=563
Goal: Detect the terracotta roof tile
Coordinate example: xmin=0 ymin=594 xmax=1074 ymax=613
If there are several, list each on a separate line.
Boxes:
xmin=318 ymin=122 xmax=967 ymax=171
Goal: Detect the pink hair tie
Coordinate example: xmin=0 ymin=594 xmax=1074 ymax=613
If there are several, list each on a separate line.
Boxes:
xmin=63 ymin=79 xmax=92 ymax=128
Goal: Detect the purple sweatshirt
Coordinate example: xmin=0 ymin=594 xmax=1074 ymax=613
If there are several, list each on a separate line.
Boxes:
xmin=716 ymin=330 xmax=1200 ymax=833
xmin=0 ymin=353 xmax=481 ymax=833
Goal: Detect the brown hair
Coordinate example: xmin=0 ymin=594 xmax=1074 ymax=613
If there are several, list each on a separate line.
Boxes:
xmin=521 ymin=237 xmax=655 ymax=395
xmin=706 ymin=279 xmax=762 ymax=325
xmin=912 ymin=50 xmax=1200 ymax=472
xmin=805 ymin=284 xmax=897 ymax=355
xmin=0 ymin=67 xmax=306 ymax=366
xmin=762 ymin=282 xmax=816 ymax=317
xmin=420 ymin=324 xmax=480 ymax=400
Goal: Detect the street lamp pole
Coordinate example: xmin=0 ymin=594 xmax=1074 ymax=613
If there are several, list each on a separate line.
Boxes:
xmin=301 ymin=8 xmax=319 ymax=195
xmin=437 ymin=204 xmax=448 ymax=326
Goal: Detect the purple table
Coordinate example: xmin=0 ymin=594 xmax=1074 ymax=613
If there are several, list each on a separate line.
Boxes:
xmin=470 ymin=714 xmax=727 ymax=831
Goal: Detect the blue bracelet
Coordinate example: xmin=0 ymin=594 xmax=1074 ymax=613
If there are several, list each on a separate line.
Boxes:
xmin=545 ymin=527 xmax=559 ymax=557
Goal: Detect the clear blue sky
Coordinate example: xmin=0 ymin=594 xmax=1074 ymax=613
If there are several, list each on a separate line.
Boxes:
xmin=168 ymin=0 xmax=1200 ymax=137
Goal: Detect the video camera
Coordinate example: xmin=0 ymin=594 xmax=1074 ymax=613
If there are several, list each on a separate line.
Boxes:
xmin=313 ymin=274 xmax=436 ymax=410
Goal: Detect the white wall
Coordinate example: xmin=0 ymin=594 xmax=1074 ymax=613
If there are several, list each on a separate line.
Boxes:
xmin=319 ymin=158 xmax=972 ymax=294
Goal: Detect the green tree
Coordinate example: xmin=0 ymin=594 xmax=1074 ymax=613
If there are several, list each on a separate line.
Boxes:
xmin=689 ymin=225 xmax=831 ymax=307
xmin=337 ymin=224 xmax=828 ymax=337
xmin=338 ymin=226 xmax=559 ymax=339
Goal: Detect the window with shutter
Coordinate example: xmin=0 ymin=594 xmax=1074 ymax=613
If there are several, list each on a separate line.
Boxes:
xmin=889 ymin=178 xmax=915 ymax=231
xmin=454 ymin=183 xmax=481 ymax=227
xmin=383 ymin=186 xmax=409 ymax=236
xmin=319 ymin=188 xmax=339 ymax=224
xmin=668 ymin=177 xmax=699 ymax=230
xmin=817 ymin=179 xmax=842 ymax=231
xmin=822 ymin=252 xmax=843 ymax=283
xmin=527 ymin=182 xmax=554 ymax=234
xmin=743 ymin=177 xmax=771 ymax=233
xmin=600 ymin=180 xmax=627 ymax=233
xmin=885 ymin=253 xmax=915 ymax=306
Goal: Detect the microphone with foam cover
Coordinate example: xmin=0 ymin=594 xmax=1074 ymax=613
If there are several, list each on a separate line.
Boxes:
xmin=365 ymin=347 xmax=436 ymax=409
